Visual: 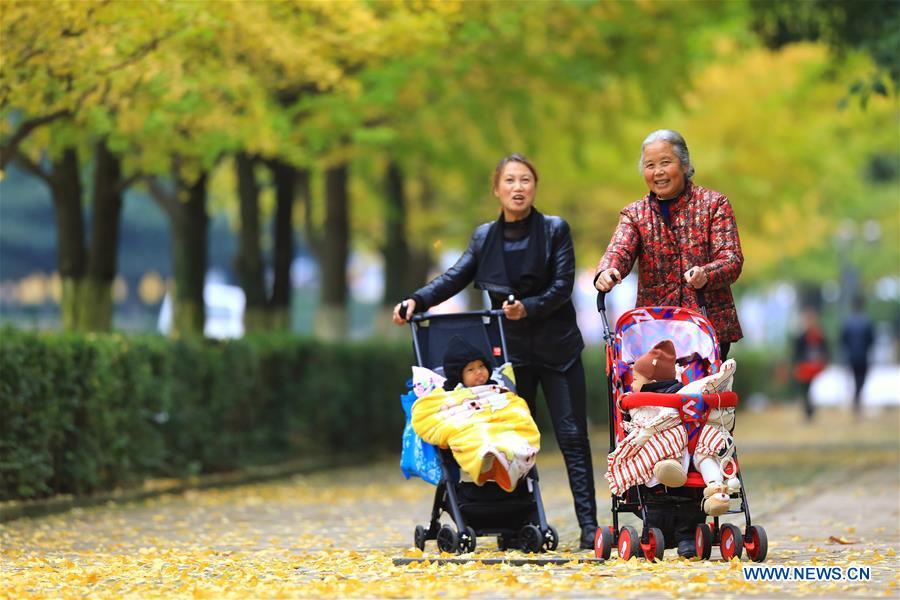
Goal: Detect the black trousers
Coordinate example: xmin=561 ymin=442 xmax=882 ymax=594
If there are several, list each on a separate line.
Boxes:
xmin=720 ymin=342 xmax=731 ymax=361
xmin=647 ymin=502 xmax=706 ymax=548
xmin=800 ymin=381 xmax=815 ymax=420
xmin=850 ymin=362 xmax=868 ymax=412
xmin=514 ymin=358 xmax=597 ymax=529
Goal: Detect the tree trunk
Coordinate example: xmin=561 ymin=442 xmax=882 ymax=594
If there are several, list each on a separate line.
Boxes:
xmin=80 ymin=140 xmax=123 ymax=331
xmin=235 ymin=153 xmax=268 ymax=333
xmin=171 ymin=174 xmax=208 ymax=336
xmin=49 ymin=148 xmax=86 ymax=330
xmin=410 ymin=174 xmax=434 ymax=289
xmin=317 ymin=162 xmax=349 ymax=339
xmin=382 ymin=160 xmax=409 ymax=307
xmin=269 ymin=160 xmax=298 ymax=331
xmin=296 ymin=167 xmax=319 ymax=256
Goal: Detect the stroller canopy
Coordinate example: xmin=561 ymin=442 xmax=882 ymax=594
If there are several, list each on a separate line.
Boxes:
xmin=616 ymin=307 xmax=719 ymax=365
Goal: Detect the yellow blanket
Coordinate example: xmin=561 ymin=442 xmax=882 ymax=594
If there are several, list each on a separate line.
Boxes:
xmin=411 ymin=370 xmax=539 ymax=492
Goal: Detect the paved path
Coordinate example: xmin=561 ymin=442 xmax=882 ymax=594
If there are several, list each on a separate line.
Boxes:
xmin=2 ymin=406 xmax=898 ymax=598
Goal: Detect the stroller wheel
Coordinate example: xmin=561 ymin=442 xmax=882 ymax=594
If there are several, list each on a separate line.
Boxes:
xmin=618 ymin=525 xmax=639 ymax=560
xmin=436 ymin=524 xmax=460 ymax=554
xmin=695 ymin=523 xmax=713 ymax=560
xmin=497 ymin=535 xmax=511 ymax=551
xmin=719 ymin=523 xmax=743 ymax=561
xmin=519 ymin=524 xmax=543 ymax=553
xmin=595 ymin=525 xmax=614 ymax=560
xmin=414 ymin=525 xmax=427 ymax=551
xmin=543 ymin=526 xmax=559 ymax=551
xmin=462 ymin=526 xmax=477 ymax=553
xmin=744 ymin=525 xmax=768 ymax=562
xmin=643 ymin=527 xmax=665 ymax=562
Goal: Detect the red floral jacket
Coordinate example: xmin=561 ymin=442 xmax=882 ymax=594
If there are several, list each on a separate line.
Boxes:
xmin=596 ymin=182 xmax=744 ymax=343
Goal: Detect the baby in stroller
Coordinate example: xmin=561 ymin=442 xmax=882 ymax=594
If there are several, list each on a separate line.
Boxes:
xmin=412 ymin=335 xmax=540 ymax=493
xmin=605 ymin=340 xmax=738 ymax=555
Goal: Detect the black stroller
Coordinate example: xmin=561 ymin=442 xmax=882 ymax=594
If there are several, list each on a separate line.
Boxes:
xmin=401 ymin=302 xmax=558 ymax=554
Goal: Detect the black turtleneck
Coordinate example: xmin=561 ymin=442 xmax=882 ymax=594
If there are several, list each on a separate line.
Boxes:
xmin=502 ymin=211 xmax=533 ymax=287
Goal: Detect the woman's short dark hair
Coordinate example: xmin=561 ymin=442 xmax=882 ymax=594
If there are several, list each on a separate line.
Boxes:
xmin=492 ymin=153 xmax=539 ymax=190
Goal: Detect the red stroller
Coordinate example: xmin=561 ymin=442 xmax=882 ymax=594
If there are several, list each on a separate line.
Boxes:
xmin=593 ymin=290 xmax=767 ymax=562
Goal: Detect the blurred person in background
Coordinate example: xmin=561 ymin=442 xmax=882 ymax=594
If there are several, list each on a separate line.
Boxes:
xmin=593 ymin=129 xmax=744 ymax=361
xmin=392 ymin=153 xmax=598 ymax=549
xmin=593 ymin=129 xmax=744 ymax=559
xmin=840 ymin=295 xmax=875 ymax=416
xmin=793 ymin=306 xmax=830 ymax=422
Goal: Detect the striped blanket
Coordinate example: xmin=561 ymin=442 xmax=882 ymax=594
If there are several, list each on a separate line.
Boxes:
xmin=605 ymin=406 xmax=728 ymax=497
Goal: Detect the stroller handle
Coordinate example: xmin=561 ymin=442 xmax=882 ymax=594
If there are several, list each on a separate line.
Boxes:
xmin=403 ymin=305 xmax=511 ymax=369
xmin=399 ymin=299 xmax=508 ymax=324
xmin=696 ymin=289 xmax=708 ymax=314
xmin=399 ymin=300 xmax=410 ymax=320
xmin=619 ymin=391 xmax=738 ymax=411
xmin=595 ymin=291 xmax=614 ymax=346
xmin=407 ymin=307 xmax=505 ymax=324
xmin=594 ymin=270 xmax=619 ymax=313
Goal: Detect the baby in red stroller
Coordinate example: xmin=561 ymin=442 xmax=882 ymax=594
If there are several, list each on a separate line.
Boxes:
xmin=594 ymin=300 xmax=767 ymax=562
xmin=605 ymin=340 xmax=738 ymax=519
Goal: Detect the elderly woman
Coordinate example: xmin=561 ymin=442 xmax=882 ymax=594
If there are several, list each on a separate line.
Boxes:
xmin=594 ymin=129 xmax=744 ymax=558
xmin=394 ymin=153 xmax=598 ymax=549
xmin=594 ymin=129 xmax=743 ymax=359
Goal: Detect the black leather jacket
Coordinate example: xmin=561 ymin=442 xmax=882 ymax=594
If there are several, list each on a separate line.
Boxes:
xmin=411 ymin=210 xmax=584 ymax=370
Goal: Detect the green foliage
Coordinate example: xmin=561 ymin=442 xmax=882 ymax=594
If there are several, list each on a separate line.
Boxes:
xmin=0 ymin=332 xmax=65 ymax=498
xmin=729 ymin=346 xmax=790 ymax=407
xmin=750 ymin=0 xmax=900 ymax=99
xmin=2 ymin=0 xmax=896 ymax=331
xmin=0 ymin=328 xmax=786 ymax=501
xmin=0 ymin=328 xmax=412 ymax=501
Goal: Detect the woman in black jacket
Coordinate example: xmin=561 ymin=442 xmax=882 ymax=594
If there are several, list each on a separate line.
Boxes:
xmin=392 ymin=153 xmax=598 ymax=549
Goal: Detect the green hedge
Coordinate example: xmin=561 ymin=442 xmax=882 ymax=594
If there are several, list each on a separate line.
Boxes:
xmin=0 ymin=329 xmax=412 ymax=501
xmin=0 ymin=329 xmax=779 ymax=502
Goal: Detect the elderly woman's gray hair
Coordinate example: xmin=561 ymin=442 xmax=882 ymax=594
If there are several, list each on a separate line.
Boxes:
xmin=639 ymin=129 xmax=695 ymax=179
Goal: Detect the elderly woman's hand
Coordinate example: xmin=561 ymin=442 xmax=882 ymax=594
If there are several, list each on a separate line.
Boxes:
xmin=684 ymin=266 xmax=708 ymax=289
xmin=502 ymin=299 xmax=527 ymax=321
xmin=594 ymin=268 xmax=622 ymax=292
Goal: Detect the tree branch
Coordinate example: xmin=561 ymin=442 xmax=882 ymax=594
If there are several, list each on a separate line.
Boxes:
xmin=12 ymin=151 xmax=52 ymax=186
xmin=116 ymin=172 xmax=145 ymax=195
xmin=147 ymin=176 xmax=178 ymax=221
xmin=0 ymin=109 xmax=70 ymax=169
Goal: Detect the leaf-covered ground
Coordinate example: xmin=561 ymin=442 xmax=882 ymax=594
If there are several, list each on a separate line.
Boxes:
xmin=2 ymin=405 xmax=898 ymax=598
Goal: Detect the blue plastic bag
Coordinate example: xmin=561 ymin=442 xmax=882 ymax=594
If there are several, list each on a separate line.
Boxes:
xmin=399 ymin=388 xmax=442 ymax=485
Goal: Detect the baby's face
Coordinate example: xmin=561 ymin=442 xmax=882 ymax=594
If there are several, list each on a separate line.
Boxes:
xmin=631 ymin=371 xmax=653 ymax=392
xmin=461 ymin=360 xmax=489 ymax=387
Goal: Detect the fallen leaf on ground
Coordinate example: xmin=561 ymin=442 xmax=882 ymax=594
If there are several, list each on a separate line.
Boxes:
xmin=827 ymin=536 xmax=860 ymax=545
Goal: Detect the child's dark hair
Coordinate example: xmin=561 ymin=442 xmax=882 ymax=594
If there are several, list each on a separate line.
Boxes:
xmin=443 ymin=335 xmax=491 ymax=391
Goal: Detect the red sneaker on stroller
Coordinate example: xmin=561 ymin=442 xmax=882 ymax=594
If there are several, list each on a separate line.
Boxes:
xmin=593 ymin=291 xmax=767 ymax=562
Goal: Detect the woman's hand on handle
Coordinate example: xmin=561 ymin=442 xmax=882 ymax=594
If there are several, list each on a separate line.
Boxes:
xmin=684 ymin=266 xmax=708 ymax=289
xmin=502 ymin=298 xmax=527 ymax=321
xmin=392 ymin=298 xmax=416 ymax=325
xmin=594 ymin=268 xmax=621 ymax=292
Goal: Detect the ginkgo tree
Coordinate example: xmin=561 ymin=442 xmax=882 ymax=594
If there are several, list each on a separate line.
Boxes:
xmin=334 ymin=0 xmax=747 ymax=308
xmin=0 ymin=0 xmax=187 ymax=330
xmin=3 ymin=0 xmax=894 ymax=336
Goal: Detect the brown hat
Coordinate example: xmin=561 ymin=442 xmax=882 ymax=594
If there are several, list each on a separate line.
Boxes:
xmin=634 ymin=340 xmax=676 ymax=382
